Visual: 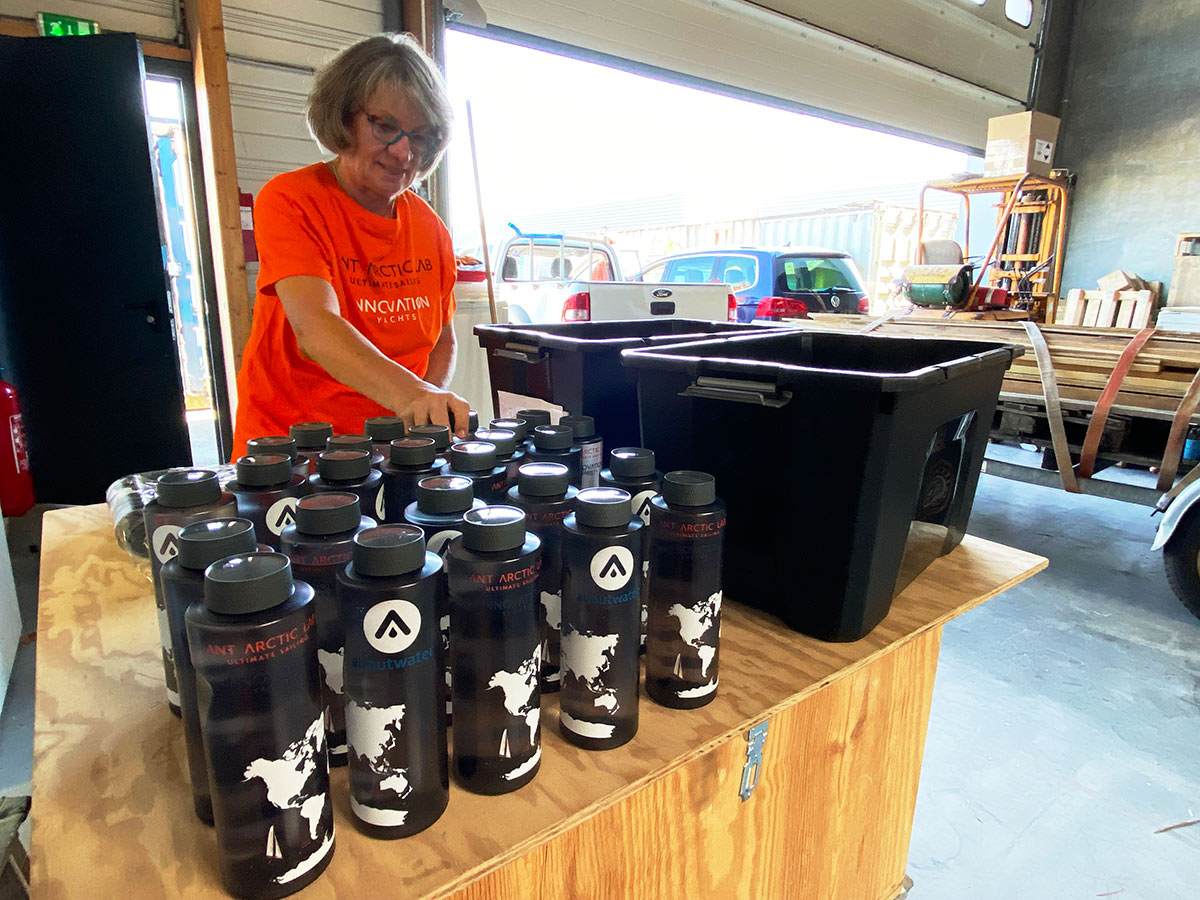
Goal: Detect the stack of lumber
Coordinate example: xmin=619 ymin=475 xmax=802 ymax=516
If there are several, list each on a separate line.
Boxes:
xmin=800 ymin=314 xmax=1200 ymax=423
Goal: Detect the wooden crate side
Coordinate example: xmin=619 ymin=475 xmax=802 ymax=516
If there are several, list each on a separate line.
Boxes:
xmin=449 ymin=628 xmax=943 ymax=900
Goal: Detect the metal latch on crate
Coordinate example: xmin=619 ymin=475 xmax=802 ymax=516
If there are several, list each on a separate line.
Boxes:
xmin=739 ymin=721 xmax=769 ymax=801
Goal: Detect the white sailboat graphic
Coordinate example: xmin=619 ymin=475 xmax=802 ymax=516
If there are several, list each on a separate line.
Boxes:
xmin=266 ymin=825 xmax=282 ymax=860
xmin=673 ymin=654 xmax=684 ymax=677
xmin=498 ymin=728 xmax=511 ymax=758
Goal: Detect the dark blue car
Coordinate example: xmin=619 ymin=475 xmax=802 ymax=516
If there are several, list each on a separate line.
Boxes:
xmin=633 ymin=247 xmax=870 ymax=323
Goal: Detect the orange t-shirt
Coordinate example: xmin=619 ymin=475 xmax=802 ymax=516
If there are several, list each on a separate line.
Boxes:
xmin=232 ymin=163 xmax=456 ymax=456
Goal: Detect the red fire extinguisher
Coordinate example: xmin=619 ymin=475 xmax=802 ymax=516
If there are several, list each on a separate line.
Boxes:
xmin=0 ymin=369 xmax=34 ymax=518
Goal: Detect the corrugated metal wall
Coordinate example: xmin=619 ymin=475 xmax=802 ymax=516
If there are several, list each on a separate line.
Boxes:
xmin=5 ymin=0 xmax=180 ymax=40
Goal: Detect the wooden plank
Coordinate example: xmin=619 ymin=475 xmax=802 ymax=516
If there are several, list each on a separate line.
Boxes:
xmin=1060 ymin=289 xmax=1086 ymax=326
xmin=1082 ymin=296 xmax=1101 ymax=327
xmin=1095 ymin=291 xmax=1119 ymax=327
xmin=1132 ymin=290 xmax=1155 ymax=329
xmin=1116 ymin=298 xmax=1136 ymax=329
xmin=31 ymin=505 xmax=1046 ymax=900
xmin=186 ymin=0 xmax=250 ymax=417
xmin=458 ymin=628 xmax=942 ymax=900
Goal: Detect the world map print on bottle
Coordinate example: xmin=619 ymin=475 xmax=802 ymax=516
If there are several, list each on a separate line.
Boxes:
xmin=667 ymin=590 xmax=723 ymax=699
xmin=559 ymin=628 xmax=622 ymax=738
xmin=345 ymin=700 xmax=412 ymax=826
xmin=486 ymin=643 xmax=542 ymax=783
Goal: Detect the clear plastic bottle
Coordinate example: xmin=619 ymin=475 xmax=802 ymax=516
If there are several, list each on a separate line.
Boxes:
xmin=505 ymin=462 xmax=578 ymax=692
xmin=560 ymin=488 xmax=642 ymax=750
xmin=337 ymin=526 xmax=448 ymax=838
xmin=186 ymin=553 xmax=333 ymax=898
xmin=645 ymin=471 xmax=726 ymax=709
xmin=446 ymin=507 xmax=543 ymax=794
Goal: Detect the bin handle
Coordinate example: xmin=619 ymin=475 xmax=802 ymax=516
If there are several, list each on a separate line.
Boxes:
xmin=681 ymin=376 xmax=792 ymax=408
xmin=494 ymin=342 xmax=547 ymax=364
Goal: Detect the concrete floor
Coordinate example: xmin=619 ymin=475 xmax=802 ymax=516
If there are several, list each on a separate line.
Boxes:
xmin=0 ymin=466 xmax=1197 ymax=894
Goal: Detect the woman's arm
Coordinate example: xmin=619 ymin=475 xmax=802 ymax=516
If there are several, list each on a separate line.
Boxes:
xmin=423 ymin=323 xmax=457 ymax=389
xmin=277 ymin=274 xmax=470 ymax=435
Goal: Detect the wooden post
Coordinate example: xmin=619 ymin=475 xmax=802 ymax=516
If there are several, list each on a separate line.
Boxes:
xmin=398 ymin=0 xmax=450 ymax=224
xmin=186 ymin=0 xmax=250 ymax=423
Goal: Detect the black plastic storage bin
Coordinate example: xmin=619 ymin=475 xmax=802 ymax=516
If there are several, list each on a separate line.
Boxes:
xmin=621 ymin=329 xmax=1020 ymax=642
xmin=474 ymin=320 xmax=763 ymax=449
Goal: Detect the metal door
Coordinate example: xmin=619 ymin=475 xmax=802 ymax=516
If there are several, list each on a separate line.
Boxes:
xmin=0 ymin=33 xmax=191 ymax=503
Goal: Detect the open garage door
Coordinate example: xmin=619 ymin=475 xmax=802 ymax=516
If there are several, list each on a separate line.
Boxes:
xmin=469 ymin=0 xmax=1043 ymax=151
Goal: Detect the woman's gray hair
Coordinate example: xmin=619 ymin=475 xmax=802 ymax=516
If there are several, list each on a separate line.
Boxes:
xmin=307 ymin=32 xmax=453 ymax=177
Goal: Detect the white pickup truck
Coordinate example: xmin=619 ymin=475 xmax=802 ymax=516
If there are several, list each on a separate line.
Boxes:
xmin=495 ymin=228 xmax=735 ymax=324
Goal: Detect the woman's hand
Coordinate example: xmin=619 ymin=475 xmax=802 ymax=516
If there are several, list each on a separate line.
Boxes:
xmin=394 ymin=381 xmax=471 ymax=438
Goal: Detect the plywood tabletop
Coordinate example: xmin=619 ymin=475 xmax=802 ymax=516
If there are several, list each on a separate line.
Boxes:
xmin=32 ymin=504 xmax=1045 ymax=899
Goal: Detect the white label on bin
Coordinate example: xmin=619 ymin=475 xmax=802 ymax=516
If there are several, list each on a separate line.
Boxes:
xmin=496 ymin=391 xmax=565 ymax=422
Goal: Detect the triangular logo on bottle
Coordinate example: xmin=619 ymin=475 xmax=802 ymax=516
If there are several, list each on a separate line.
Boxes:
xmin=363 ymin=599 xmax=421 ymax=654
xmin=600 ymin=554 xmax=627 ymax=579
xmin=159 ymin=531 xmax=179 ymax=558
xmin=374 ymin=608 xmax=412 ymax=641
xmin=266 ymin=497 xmax=299 ymax=536
xmin=152 ymin=525 xmax=183 ymax=562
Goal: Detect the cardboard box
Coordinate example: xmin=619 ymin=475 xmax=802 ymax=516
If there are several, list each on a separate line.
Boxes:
xmin=983 ymin=111 xmax=1061 ymax=179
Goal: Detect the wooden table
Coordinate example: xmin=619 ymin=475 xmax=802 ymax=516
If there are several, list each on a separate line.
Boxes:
xmin=32 ymin=505 xmax=1045 ymax=900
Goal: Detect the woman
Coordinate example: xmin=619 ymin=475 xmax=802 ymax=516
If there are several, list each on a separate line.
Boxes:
xmin=231 ymin=33 xmax=469 ymax=456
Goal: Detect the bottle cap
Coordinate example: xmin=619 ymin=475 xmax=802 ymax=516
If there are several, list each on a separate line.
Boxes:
xmin=408 ymin=424 xmax=451 ymax=451
xmin=462 ymin=506 xmax=527 ymax=552
xmin=468 ymin=410 xmax=479 ymax=433
xmin=353 ymin=525 xmax=426 ymax=577
xmin=295 ymin=492 xmax=361 ymax=535
xmin=662 ymin=470 xmax=716 ymax=507
xmin=516 ymin=409 xmax=552 ymax=430
xmin=326 ymin=434 xmax=373 ymax=454
xmin=416 ymin=475 xmax=475 ymax=514
xmin=178 ymin=518 xmax=257 ymax=570
xmin=609 ymin=447 xmax=656 ymax=479
xmin=517 ymin=462 xmax=569 ymax=497
xmin=247 ymin=435 xmax=299 ymax=463
xmin=473 ymin=429 xmax=517 ymax=456
xmin=204 ymin=551 xmax=294 ymax=615
xmin=290 ymin=421 xmax=333 ymax=450
xmin=235 ymin=454 xmax=292 ymax=487
xmin=576 ymin=487 xmax=632 ymax=528
xmin=389 ymin=437 xmax=437 ymax=467
xmin=560 ymin=415 xmax=595 ymax=439
xmin=490 ymin=418 xmax=528 ymax=441
xmin=533 ymin=424 xmax=573 ymax=450
xmin=156 ymin=470 xmax=221 ymax=508
xmin=448 ymin=441 xmax=498 ymax=473
xmin=317 ymin=449 xmax=371 ymax=481
xmin=364 ymin=416 xmax=406 ymax=442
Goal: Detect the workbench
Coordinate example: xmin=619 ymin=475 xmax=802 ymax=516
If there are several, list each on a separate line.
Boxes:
xmin=32 ymin=505 xmax=1045 ymax=899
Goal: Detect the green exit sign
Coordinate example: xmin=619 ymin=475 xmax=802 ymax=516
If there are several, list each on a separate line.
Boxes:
xmin=36 ymin=12 xmax=101 ymax=36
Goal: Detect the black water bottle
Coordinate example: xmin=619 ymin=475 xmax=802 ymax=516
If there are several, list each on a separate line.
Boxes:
xmin=379 ymin=437 xmax=445 ymax=525
xmin=338 ymin=526 xmax=448 ymax=838
xmin=441 ymin=440 xmax=510 ymax=503
xmin=526 ymin=425 xmax=582 ymax=486
xmin=310 ymin=449 xmax=385 ymax=522
xmin=514 ymin=409 xmax=550 ymax=453
xmin=407 ymin=424 xmax=451 ymax=456
xmin=560 ymin=488 xmax=642 ymax=750
xmin=161 ymin=517 xmax=258 ymax=825
xmin=645 ymin=471 xmax=727 ymax=710
xmin=187 ymin=553 xmax=334 ymax=899
xmin=290 ymin=421 xmax=334 ymax=476
xmin=327 ymin=433 xmax=385 ymax=469
xmin=490 ymin=417 xmax=529 ymax=446
xmin=403 ymin=475 xmax=485 ymax=719
xmin=279 ymin=492 xmax=376 ymax=767
xmin=473 ymin=428 xmax=525 ymax=484
xmin=560 ymin=415 xmax=603 ymax=488
xmin=505 ymin=462 xmax=578 ymax=692
xmin=446 ymin=507 xmax=543 ymax=794
xmin=143 ymin=469 xmax=237 ymax=716
xmin=248 ymin=435 xmax=309 ymax=480
xmin=228 ymin=454 xmax=309 ymax=550
xmin=600 ymin=447 xmax=663 ymax=650
xmin=364 ymin=416 xmax=406 ymax=460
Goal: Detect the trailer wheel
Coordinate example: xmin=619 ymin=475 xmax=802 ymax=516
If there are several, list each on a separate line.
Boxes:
xmin=1161 ymin=508 xmax=1200 ymax=621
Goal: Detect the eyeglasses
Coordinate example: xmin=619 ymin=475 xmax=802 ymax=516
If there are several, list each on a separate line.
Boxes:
xmin=366 ymin=114 xmax=434 ymax=155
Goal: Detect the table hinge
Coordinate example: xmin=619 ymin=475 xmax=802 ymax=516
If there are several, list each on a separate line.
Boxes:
xmin=739 ymin=720 xmax=769 ymax=801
